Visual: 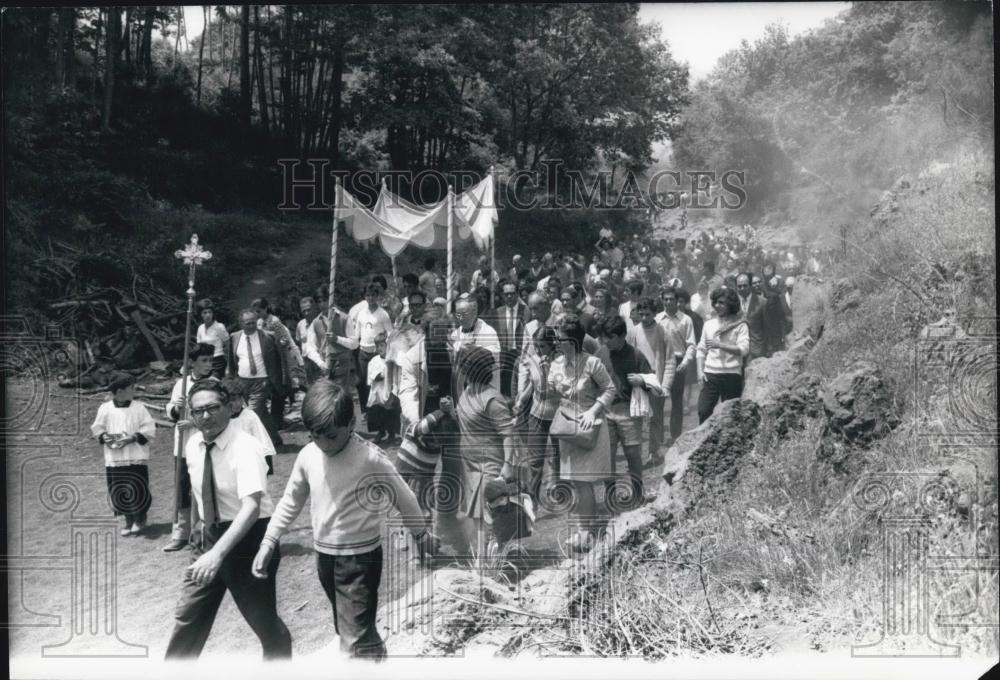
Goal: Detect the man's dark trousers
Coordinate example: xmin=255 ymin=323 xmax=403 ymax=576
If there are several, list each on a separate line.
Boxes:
xmin=164 ymin=517 xmax=292 ymax=659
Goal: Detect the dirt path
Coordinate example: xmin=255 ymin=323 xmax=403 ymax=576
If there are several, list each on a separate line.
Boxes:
xmin=6 ymin=371 xmax=701 ymax=660
xmin=229 ymin=218 xmax=330 ymax=311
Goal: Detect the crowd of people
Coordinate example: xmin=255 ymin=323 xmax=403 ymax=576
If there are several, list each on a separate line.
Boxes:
xmin=89 ymin=222 xmax=823 ymax=660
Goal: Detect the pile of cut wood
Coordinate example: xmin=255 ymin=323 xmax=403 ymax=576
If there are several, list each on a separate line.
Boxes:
xmin=31 ymin=240 xmax=192 ymax=386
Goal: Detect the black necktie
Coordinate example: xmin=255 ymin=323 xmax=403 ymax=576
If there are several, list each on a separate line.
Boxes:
xmin=245 ymin=333 xmax=258 ymax=376
xmin=202 ymin=441 xmax=219 ymax=526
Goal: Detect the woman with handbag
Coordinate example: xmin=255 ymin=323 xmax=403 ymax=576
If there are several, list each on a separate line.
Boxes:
xmin=695 ymin=287 xmax=750 ymax=423
xmin=512 ymin=325 xmax=561 ymax=503
xmin=548 ymin=318 xmax=616 ymax=553
xmin=448 ymin=346 xmax=517 ymax=558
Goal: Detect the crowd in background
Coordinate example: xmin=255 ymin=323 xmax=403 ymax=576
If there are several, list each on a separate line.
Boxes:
xmin=92 ymin=221 xmax=829 ymax=660
xmin=268 ymin=223 xmax=826 ymax=554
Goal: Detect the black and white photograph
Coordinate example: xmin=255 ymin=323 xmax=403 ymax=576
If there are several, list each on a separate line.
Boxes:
xmin=2 ymin=3 xmax=996 ymax=679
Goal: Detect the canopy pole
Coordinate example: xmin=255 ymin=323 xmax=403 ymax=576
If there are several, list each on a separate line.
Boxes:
xmin=489 ymin=235 xmax=495 ymax=309
xmin=488 ymin=165 xmax=496 ymax=309
xmin=326 ymin=178 xmax=339 ymax=374
xmin=446 ymin=183 xmax=454 ymax=310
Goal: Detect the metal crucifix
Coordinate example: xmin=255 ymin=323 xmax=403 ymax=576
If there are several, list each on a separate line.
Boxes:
xmin=171 ymin=234 xmax=212 ymax=525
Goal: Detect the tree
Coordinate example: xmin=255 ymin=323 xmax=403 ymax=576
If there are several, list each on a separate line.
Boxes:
xmin=102 ymin=6 xmax=119 ymax=131
xmin=239 ymin=5 xmax=251 ymax=127
xmin=253 ymin=5 xmax=269 ymax=133
xmin=196 ymin=6 xmax=207 ymax=105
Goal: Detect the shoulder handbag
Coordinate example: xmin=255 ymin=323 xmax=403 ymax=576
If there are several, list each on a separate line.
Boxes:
xmin=549 ymin=406 xmax=600 ymax=449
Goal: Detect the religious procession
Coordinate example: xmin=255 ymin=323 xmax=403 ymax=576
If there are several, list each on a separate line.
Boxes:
xmin=92 ymin=176 xmax=826 ymax=660
xmin=6 ymin=2 xmax=995 ymax=672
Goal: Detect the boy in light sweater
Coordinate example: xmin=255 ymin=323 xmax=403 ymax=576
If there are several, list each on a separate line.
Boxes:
xmin=252 ymin=379 xmax=432 ymax=660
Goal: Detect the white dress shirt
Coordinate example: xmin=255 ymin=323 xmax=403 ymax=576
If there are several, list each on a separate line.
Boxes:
xmin=235 ymin=331 xmax=269 ymax=379
xmin=185 ymin=423 xmax=275 ymax=522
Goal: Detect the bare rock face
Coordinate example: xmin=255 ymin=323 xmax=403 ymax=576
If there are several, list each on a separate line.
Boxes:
xmin=821 ymin=361 xmax=900 ymax=445
xmin=661 ymin=399 xmax=762 ymax=508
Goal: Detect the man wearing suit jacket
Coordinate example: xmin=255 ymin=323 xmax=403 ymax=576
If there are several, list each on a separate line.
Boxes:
xmin=490 ymin=279 xmax=529 ymax=398
xmin=228 ymin=309 xmax=285 ymax=447
xmin=736 ymin=274 xmax=766 ymax=361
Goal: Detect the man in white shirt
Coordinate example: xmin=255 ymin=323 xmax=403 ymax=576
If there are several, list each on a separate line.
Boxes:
xmin=297 ymin=295 xmax=327 ymax=387
xmin=618 ymin=280 xmax=645 ymax=328
xmin=226 ymin=310 xmax=285 ymax=448
xmin=195 ymin=299 xmax=230 ymax=379
xmin=164 ymin=380 xmax=291 ymax=660
xmin=521 ymin=292 xmax=563 ymax=356
xmin=470 ymin=255 xmax=500 ymax=294
xmin=490 ymin=280 xmax=528 ymax=398
xmin=336 ymin=282 xmax=393 ymax=414
xmin=656 ymin=288 xmax=697 ymax=446
xmin=449 ymin=294 xmax=500 ymax=390
xmin=628 ymin=297 xmax=674 ymax=464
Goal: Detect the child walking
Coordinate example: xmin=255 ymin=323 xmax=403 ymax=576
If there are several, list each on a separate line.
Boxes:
xmin=222 ymin=378 xmax=276 ymax=475
xmin=365 ymin=332 xmax=400 ymax=443
xmin=252 ymin=379 xmax=432 ymax=660
xmin=90 ymin=373 xmax=157 ymax=536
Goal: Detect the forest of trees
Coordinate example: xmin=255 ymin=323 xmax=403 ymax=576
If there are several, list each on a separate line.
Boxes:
xmin=3 ymin=5 xmax=689 ymax=190
xmin=672 ymin=1 xmax=993 ymax=229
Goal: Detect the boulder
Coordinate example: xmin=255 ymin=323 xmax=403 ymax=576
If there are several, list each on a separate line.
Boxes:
xmin=821 ymin=361 xmax=900 ymax=445
xmin=830 ymin=278 xmax=862 ymax=314
xmin=788 ymin=275 xmax=828 ymax=342
xmin=769 ymin=373 xmax=824 ymax=438
xmin=662 ymin=399 xmax=761 ymax=508
xmin=743 ymin=336 xmax=815 ymax=407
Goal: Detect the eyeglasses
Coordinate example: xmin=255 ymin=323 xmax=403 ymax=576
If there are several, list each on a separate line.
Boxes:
xmin=191 ymin=403 xmax=225 ymax=418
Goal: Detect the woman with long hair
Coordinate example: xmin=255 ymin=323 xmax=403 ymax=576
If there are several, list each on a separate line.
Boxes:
xmin=547 ymin=317 xmax=616 ymax=553
xmin=695 ymin=287 xmax=750 ymax=423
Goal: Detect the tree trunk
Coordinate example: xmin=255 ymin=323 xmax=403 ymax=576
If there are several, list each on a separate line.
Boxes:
xmin=54 ymin=9 xmax=68 ymax=88
xmin=196 ymin=6 xmax=206 ymax=105
xmin=327 ymin=39 xmax=345 ymax=168
xmin=92 ymin=9 xmax=102 ymax=101
xmin=102 ymin=7 xmax=119 ymax=131
xmin=267 ymin=5 xmax=278 ymax=136
xmin=63 ymin=8 xmax=77 ymax=89
xmin=140 ymin=8 xmax=154 ymax=81
xmin=253 ymin=5 xmax=269 ymax=133
xmin=219 ymin=7 xmax=227 ymax=68
xmin=173 ymin=7 xmax=181 ymax=64
xmin=204 ymin=5 xmax=211 ymax=63
xmin=281 ymin=6 xmax=293 ymax=148
xmin=239 ymin=5 xmax=251 ymax=127
xmin=122 ymin=7 xmax=131 ymax=70
xmin=227 ymin=19 xmax=237 ymax=90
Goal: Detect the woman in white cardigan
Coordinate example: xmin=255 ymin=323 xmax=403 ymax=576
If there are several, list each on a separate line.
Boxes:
xmin=695 ymin=287 xmax=750 ymax=423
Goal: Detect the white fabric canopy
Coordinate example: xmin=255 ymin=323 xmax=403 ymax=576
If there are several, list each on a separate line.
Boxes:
xmin=337 ymin=175 xmax=497 ymax=257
